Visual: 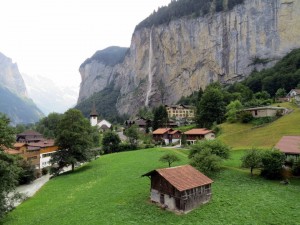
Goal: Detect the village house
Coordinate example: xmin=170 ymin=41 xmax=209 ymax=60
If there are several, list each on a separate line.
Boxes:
xmin=241 ymin=106 xmax=288 ymax=118
xmin=184 ymin=129 xmax=215 ymax=145
xmin=152 ymin=128 xmax=181 ymax=145
xmin=275 ymin=136 xmax=300 ymax=159
xmin=142 ymin=165 xmax=213 ymax=213
xmin=124 ymin=117 xmax=152 ymax=132
xmin=165 ymin=104 xmax=195 ymax=120
xmin=16 ymin=130 xmax=44 ymax=143
xmin=286 ymin=89 xmax=300 ymax=104
xmin=5 ymin=131 xmax=59 ymax=171
xmin=89 ymin=104 xmax=112 ymax=131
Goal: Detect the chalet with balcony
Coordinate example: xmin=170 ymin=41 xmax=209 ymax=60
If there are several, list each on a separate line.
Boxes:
xmin=152 ymin=128 xmax=181 ymax=145
xmin=184 ymin=129 xmax=215 ymax=144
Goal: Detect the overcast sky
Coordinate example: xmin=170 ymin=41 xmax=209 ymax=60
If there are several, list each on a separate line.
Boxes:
xmin=0 ymin=0 xmax=170 ymax=89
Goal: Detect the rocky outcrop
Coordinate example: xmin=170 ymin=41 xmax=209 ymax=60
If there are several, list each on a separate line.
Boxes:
xmin=78 ymin=0 xmax=300 ymax=115
xmin=0 ymin=52 xmax=28 ymax=97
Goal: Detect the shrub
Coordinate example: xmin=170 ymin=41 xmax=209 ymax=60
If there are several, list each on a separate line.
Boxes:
xmin=42 ymin=167 xmax=49 ymax=175
xmin=190 ymin=149 xmax=222 ymax=175
xmin=292 ymin=160 xmax=300 ymax=176
xmin=238 ymin=111 xmax=253 ymax=123
xmin=189 ymin=139 xmax=230 ymax=160
xmin=261 ymin=150 xmax=285 ymax=180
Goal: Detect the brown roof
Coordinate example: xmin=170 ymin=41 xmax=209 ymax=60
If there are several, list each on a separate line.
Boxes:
xmin=14 ymin=143 xmax=27 ymax=148
xmin=275 ymin=136 xmax=300 ymax=155
xmin=143 ymin=165 xmax=213 ymax=192
xmin=152 ymin=128 xmax=172 ymax=135
xmin=90 ymin=102 xmax=99 ymax=116
xmin=17 ymin=130 xmax=42 ymax=136
xmin=169 ymin=130 xmax=181 ymax=135
xmin=27 ymin=139 xmax=56 ymax=148
xmin=184 ymin=129 xmax=213 ymax=135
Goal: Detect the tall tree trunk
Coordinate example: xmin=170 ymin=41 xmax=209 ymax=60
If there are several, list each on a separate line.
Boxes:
xmin=72 ymin=163 xmax=75 ymax=172
xmin=250 ymin=167 xmax=253 ymax=176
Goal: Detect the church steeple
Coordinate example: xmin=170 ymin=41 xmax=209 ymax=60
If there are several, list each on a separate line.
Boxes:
xmin=90 ymin=102 xmax=98 ymax=126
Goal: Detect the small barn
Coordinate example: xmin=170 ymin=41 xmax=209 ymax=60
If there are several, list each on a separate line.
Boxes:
xmin=142 ymin=165 xmax=213 ymax=213
xmin=275 ymin=136 xmax=300 ymax=159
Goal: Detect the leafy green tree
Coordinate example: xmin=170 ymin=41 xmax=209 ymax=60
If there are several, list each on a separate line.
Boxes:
xmin=225 ymin=100 xmax=243 ymax=123
xmin=36 ymin=112 xmax=63 ymax=138
xmin=124 ymin=125 xmax=139 ymax=148
xmin=195 ymin=86 xmax=225 ymax=128
xmin=0 ymin=114 xmax=22 ymax=219
xmin=190 ymin=149 xmax=222 ymax=175
xmin=18 ymin=159 xmax=36 ymax=184
xmin=152 ymin=105 xmax=168 ymax=131
xmin=275 ymin=88 xmax=287 ymax=98
xmin=241 ymin=148 xmax=262 ymax=176
xmin=260 ymin=150 xmax=285 ymax=180
xmin=0 ymin=113 xmax=15 ymax=149
xmin=102 ymin=130 xmax=121 ymax=154
xmin=51 ymin=109 xmax=93 ymax=172
xmin=189 ymin=139 xmax=230 ymax=160
xmin=181 ymin=133 xmax=187 ymax=146
xmin=159 ymin=153 xmax=180 ymax=167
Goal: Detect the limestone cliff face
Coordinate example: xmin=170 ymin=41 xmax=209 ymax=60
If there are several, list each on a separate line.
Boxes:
xmin=0 ymin=52 xmax=28 ymax=97
xmin=78 ymin=0 xmax=300 ymax=115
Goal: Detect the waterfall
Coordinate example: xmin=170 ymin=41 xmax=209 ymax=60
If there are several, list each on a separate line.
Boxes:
xmin=145 ymin=28 xmax=153 ymax=107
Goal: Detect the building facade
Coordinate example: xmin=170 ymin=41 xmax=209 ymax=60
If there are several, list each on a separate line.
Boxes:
xmin=165 ymin=104 xmax=195 ymax=119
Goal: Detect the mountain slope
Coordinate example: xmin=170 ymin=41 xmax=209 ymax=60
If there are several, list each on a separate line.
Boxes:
xmin=22 ymin=73 xmax=78 ymax=115
xmin=0 ymin=52 xmax=43 ymax=124
xmin=0 ymin=85 xmax=43 ymax=125
xmin=218 ymin=103 xmax=300 ymax=148
xmin=78 ymin=0 xmax=300 ymax=117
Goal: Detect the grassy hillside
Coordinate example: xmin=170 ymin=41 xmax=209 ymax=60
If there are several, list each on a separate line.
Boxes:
xmin=218 ymin=103 xmax=300 ymax=148
xmin=2 ymin=149 xmax=300 ymax=225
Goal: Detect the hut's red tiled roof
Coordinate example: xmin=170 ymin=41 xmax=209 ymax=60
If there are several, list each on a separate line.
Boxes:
xmin=184 ymin=129 xmax=213 ymax=135
xmin=13 ymin=143 xmax=27 ymax=148
xmin=143 ymin=165 xmax=213 ymax=192
xmin=275 ymin=136 xmax=300 ymax=155
xmin=152 ymin=128 xmax=172 ymax=135
xmin=169 ymin=130 xmax=181 ymax=135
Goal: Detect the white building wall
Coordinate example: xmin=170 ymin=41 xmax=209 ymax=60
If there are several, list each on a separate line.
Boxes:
xmin=40 ymin=152 xmax=54 ymax=168
xmin=90 ymin=116 xmax=98 ymax=126
xmin=97 ymin=119 xmax=111 ymax=128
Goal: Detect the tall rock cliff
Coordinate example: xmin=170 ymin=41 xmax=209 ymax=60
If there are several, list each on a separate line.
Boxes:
xmin=0 ymin=52 xmax=43 ymax=124
xmin=0 ymin=52 xmax=28 ymax=97
xmin=78 ymin=0 xmax=300 ymax=116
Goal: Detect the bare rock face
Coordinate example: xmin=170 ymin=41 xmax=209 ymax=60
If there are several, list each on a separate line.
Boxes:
xmin=78 ymin=0 xmax=300 ymax=115
xmin=0 ymin=52 xmax=28 ymax=97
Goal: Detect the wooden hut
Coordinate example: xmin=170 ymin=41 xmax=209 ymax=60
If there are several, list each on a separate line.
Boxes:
xmin=142 ymin=165 xmax=213 ymax=213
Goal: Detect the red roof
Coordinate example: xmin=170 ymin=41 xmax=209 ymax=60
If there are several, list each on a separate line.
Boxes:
xmin=169 ymin=130 xmax=181 ymax=135
xmin=275 ymin=136 xmax=300 ymax=155
xmin=152 ymin=128 xmax=172 ymax=135
xmin=184 ymin=129 xmax=213 ymax=135
xmin=17 ymin=130 xmax=42 ymax=136
xmin=14 ymin=143 xmax=27 ymax=148
xmin=143 ymin=165 xmax=213 ymax=192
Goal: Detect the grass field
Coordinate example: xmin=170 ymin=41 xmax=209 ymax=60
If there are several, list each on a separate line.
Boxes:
xmin=2 ymin=148 xmax=300 ymax=225
xmin=218 ymin=103 xmax=300 ymax=148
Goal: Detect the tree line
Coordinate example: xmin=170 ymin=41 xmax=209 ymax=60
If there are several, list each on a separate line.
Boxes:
xmin=135 ymin=0 xmax=244 ymax=30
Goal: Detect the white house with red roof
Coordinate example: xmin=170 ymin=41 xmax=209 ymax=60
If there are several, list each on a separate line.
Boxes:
xmin=152 ymin=128 xmax=181 ymax=145
xmin=184 ymin=128 xmax=215 ymax=144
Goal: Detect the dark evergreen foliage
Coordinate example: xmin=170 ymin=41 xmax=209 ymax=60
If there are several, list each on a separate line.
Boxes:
xmin=135 ymin=0 xmax=244 ymax=30
xmin=152 ymin=105 xmax=169 ymax=130
xmin=80 ymin=46 xmax=129 ymax=68
xmin=242 ymin=49 xmax=300 ymax=96
xmin=75 ymin=83 xmax=128 ymax=123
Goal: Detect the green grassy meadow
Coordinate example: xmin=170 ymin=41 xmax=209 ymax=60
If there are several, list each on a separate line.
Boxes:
xmin=218 ymin=103 xmax=300 ymax=149
xmin=2 ymin=148 xmax=300 ymax=225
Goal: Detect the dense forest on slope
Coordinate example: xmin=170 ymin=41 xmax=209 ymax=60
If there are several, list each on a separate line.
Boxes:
xmin=80 ymin=46 xmax=129 ymax=68
xmin=242 ymin=49 xmax=300 ymax=96
xmin=135 ymin=0 xmax=244 ymax=30
xmin=75 ymin=83 xmax=128 ymax=123
xmin=0 ymin=85 xmax=44 ymax=125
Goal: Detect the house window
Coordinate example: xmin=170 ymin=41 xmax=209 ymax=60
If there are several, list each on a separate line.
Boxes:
xmin=254 ymin=110 xmax=258 ymax=116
